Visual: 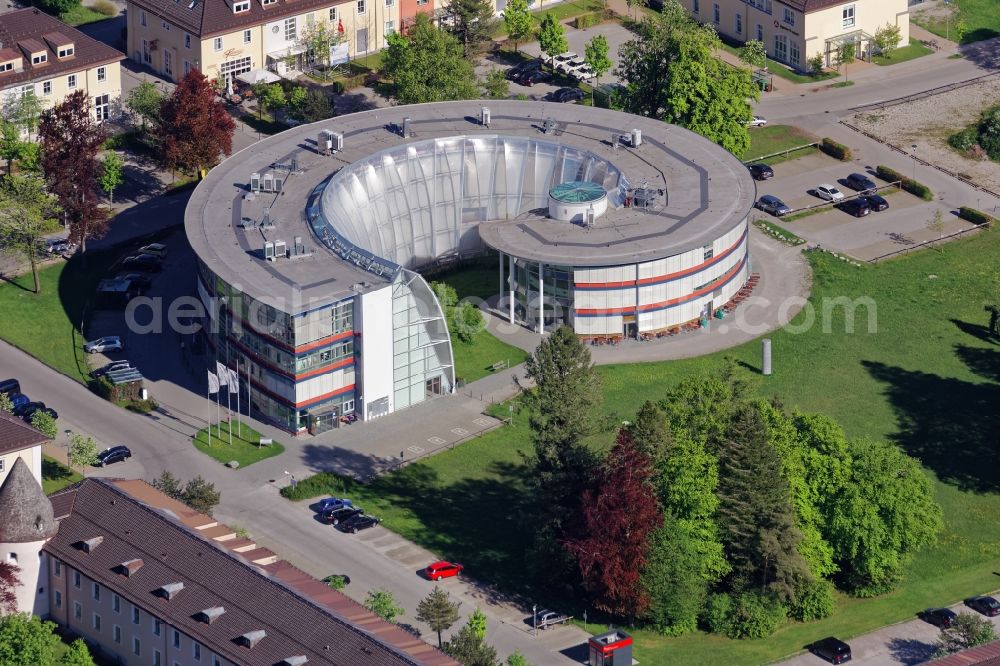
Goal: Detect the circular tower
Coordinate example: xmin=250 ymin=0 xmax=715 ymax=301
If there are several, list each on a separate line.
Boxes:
xmin=0 ymin=457 xmax=58 ymax=615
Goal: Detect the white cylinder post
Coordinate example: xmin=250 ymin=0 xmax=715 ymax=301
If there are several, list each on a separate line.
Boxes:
xmin=508 ymin=255 xmax=515 ymax=324
xmin=537 ymin=262 xmax=545 ymax=334
xmin=762 ymin=338 xmax=772 ymax=376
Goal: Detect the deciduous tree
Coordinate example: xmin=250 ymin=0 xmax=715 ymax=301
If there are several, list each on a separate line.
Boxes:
xmin=125 ymin=81 xmax=164 ymax=132
xmin=364 ymin=588 xmax=405 ymax=623
xmin=836 ymin=41 xmax=856 ymax=83
xmin=300 ymin=89 xmax=333 ymax=123
xmin=538 ymin=13 xmax=568 ymax=65
xmin=615 ymin=4 xmax=759 ymax=157
xmin=584 ymin=34 xmax=613 ymax=98
xmin=254 ymin=83 xmax=286 ymax=119
xmin=416 ymin=586 xmax=461 ymax=647
xmin=4 ymin=92 xmax=44 ymax=140
xmin=182 ymin=476 xmax=221 ymax=516
xmin=39 ymin=91 xmax=108 ymax=253
xmin=99 ymin=152 xmax=125 ymax=203
xmin=0 ymin=561 xmax=21 ymax=615
xmin=67 ymin=434 xmax=99 ymax=474
xmin=0 ymin=613 xmax=61 ymax=666
xmin=506 ymin=651 xmax=531 ymax=666
xmin=300 ymin=20 xmax=344 ymax=75
xmin=482 ymin=68 xmax=510 ymax=99
xmin=30 ymin=410 xmax=57 ymax=439
xmin=503 ymin=0 xmax=533 ymax=52
xmin=467 ymin=607 xmax=487 ymax=639
xmin=934 ymin=613 xmax=998 ymax=657
xmin=0 ymin=174 xmax=61 ymax=293
xmin=381 ymin=14 xmax=480 ymax=105
xmin=442 ymin=0 xmax=497 ymax=57
xmin=873 ymin=23 xmax=902 ymax=60
xmin=565 ymin=431 xmax=662 ymax=617
xmin=444 ymin=623 xmax=499 ymax=666
xmin=640 ymin=516 xmax=709 ymax=635
xmin=159 ymin=69 xmax=235 ymax=176
xmin=626 ymin=400 xmax=672 ymax=469
xmin=59 ymin=639 xmax=95 ymax=666
xmin=739 ymin=39 xmax=766 ymax=70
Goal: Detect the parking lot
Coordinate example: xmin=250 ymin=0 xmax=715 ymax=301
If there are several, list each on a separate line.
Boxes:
xmin=751 ymin=151 xmax=979 ymax=261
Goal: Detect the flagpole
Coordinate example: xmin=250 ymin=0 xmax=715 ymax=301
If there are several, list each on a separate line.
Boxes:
xmin=236 ymin=357 xmax=242 ymax=439
xmin=207 ymin=371 xmax=211 ymax=447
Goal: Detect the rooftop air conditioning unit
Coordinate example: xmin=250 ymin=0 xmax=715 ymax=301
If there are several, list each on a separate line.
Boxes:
xmin=332 ymin=131 xmax=343 ymax=152
xmin=274 ymin=239 xmax=287 ymax=258
xmin=262 ymin=173 xmax=274 ymax=192
xmin=401 ymin=117 xmax=412 ymax=138
xmin=631 ymin=129 xmax=642 ymax=148
xmin=274 ymin=176 xmax=283 ymax=192
xmin=264 ymin=241 xmax=275 ymax=261
xmin=250 ymin=172 xmax=261 ymax=192
xmin=481 ymin=107 xmax=490 ymax=128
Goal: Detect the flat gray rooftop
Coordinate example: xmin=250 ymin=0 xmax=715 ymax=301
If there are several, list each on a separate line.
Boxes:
xmin=185 ymin=101 xmax=756 ymax=313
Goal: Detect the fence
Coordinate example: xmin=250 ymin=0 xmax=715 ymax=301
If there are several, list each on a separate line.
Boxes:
xmin=743 ymin=142 xmax=819 ymax=164
xmin=867 ymin=223 xmax=990 ymax=262
xmin=848 ymin=71 xmax=1000 ymax=113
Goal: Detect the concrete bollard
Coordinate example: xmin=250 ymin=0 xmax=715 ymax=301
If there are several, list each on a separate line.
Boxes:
xmin=762 ymin=338 xmax=772 ymax=376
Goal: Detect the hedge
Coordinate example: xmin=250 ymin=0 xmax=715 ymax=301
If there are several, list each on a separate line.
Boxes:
xmin=958 ymin=206 xmax=997 ymax=227
xmin=875 ymin=165 xmax=934 ymax=201
xmin=575 ymin=12 xmax=601 ymax=29
xmin=820 ymin=137 xmax=852 ymax=161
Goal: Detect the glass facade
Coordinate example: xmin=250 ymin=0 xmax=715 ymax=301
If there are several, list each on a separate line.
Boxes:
xmin=392 ymin=270 xmax=454 ymax=409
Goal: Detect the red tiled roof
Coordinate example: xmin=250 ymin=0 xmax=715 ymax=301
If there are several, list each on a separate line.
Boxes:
xmin=0 ymin=409 xmax=50 ymax=456
xmin=0 ymin=8 xmax=123 ymax=88
xmin=130 ymin=0 xmax=353 ymax=39
xmin=931 ymin=639 xmax=1000 ymax=665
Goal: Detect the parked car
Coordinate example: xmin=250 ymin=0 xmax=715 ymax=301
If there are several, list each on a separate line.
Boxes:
xmin=838 ymin=198 xmax=871 ymax=218
xmin=0 ymin=378 xmax=20 ymax=397
xmin=46 ymin=238 xmax=74 ymax=254
xmin=116 ymin=273 xmax=153 ymax=290
xmin=810 ymin=637 xmax=852 ymax=664
xmin=517 ymin=69 xmax=553 ymax=86
xmin=747 ymin=115 xmax=767 ymax=127
xmin=138 ymin=243 xmax=168 ymax=258
xmin=90 ymin=360 xmax=133 ymax=379
xmin=572 ymin=64 xmax=596 ymax=80
xmin=845 ymin=172 xmax=877 ymax=193
xmin=506 ymin=59 xmax=541 ymax=80
xmin=756 ymin=195 xmax=791 ymax=216
xmin=121 ymin=254 xmax=163 ymax=272
xmin=338 ymin=514 xmax=380 ymax=533
xmin=533 ymin=609 xmax=572 ymax=630
xmin=425 ymin=561 xmax=463 ymax=581
xmin=965 ymin=596 xmax=1000 ymax=617
xmin=550 ymin=87 xmax=585 ymax=103
xmin=7 ymin=393 xmax=30 ymax=412
xmin=320 ymin=506 xmax=363 ymax=526
xmin=20 ymin=402 xmax=57 ymax=421
xmin=84 ymin=336 xmax=124 ymax=353
xmin=747 ymin=163 xmax=774 ymax=180
xmin=315 ymin=497 xmax=353 ymax=512
xmin=815 ymin=184 xmax=845 ymax=201
xmin=552 ymin=52 xmax=578 ymax=68
xmin=557 ymin=58 xmax=587 ymax=75
xmin=862 ymin=194 xmax=889 ymax=211
xmin=96 ymin=445 xmax=132 ymax=467
xmin=919 ymin=607 xmax=957 ymax=628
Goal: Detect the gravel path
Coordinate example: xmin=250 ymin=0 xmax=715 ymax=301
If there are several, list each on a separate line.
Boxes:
xmin=851 ymin=77 xmax=1000 ymax=193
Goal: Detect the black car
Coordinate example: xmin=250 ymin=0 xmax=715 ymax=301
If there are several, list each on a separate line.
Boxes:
xmin=21 ymin=402 xmax=57 ymax=421
xmin=505 ymin=59 xmax=541 ymax=80
xmin=919 ymin=607 xmax=957 ymax=628
xmin=517 ymin=70 xmax=552 ymax=86
xmin=550 ymin=87 xmax=584 ymax=103
xmin=862 ymin=194 xmax=889 ymax=211
xmin=756 ymin=195 xmax=791 ymax=216
xmin=810 ymin=637 xmax=852 ymax=664
xmin=0 ymin=378 xmax=20 ymax=397
xmin=338 ymin=514 xmax=380 ymax=533
xmin=747 ymin=163 xmax=774 ymax=180
xmin=121 ymin=254 xmax=163 ymax=272
xmin=845 ymin=172 xmax=877 ymax=193
xmin=320 ymin=506 xmax=363 ymax=525
xmin=965 ymin=596 xmax=1000 ymax=617
xmin=116 ymin=273 xmax=153 ymax=290
xmin=96 ymin=445 xmax=132 ymax=467
xmin=838 ymin=198 xmax=871 ymax=217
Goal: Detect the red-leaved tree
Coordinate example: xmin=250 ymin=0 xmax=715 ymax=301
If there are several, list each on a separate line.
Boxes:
xmin=0 ymin=560 xmax=22 ymax=615
xmin=564 ymin=430 xmax=663 ymax=617
xmin=39 ymin=90 xmax=108 ymax=252
xmin=160 ymin=70 xmax=235 ymax=176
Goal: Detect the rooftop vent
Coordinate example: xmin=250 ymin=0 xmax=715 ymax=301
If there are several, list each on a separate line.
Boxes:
xmin=282 ymin=657 xmax=308 ymax=666
xmin=318 ymin=130 xmax=342 ymax=154
xmin=542 ymin=118 xmax=555 ymax=134
xmin=631 ymin=128 xmax=642 ymax=148
xmin=480 ymin=107 xmax=490 ymax=128
xmin=401 ymin=117 xmax=411 ymax=138
xmin=156 ymin=582 xmax=184 ymax=600
xmin=197 ymin=606 xmax=226 ymax=624
xmin=118 ymin=559 xmax=144 ymax=577
xmin=238 ymin=630 xmax=266 ymax=648
xmin=79 ymin=536 xmax=103 ymax=553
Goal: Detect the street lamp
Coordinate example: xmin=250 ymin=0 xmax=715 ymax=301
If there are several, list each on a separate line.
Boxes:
xmin=911 ymin=144 xmax=917 ymax=181
xmin=532 ymin=604 xmax=537 ymax=636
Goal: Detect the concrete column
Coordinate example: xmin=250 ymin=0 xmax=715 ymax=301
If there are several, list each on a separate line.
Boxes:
xmin=508 ymin=254 xmax=515 ymax=324
xmin=537 ymin=262 xmax=545 ymax=334
xmin=498 ymin=251 xmax=504 ymax=305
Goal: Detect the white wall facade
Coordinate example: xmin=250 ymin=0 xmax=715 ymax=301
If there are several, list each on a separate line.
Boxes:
xmin=4 ymin=541 xmax=48 ymax=615
xmin=357 ymin=286 xmax=394 ymax=420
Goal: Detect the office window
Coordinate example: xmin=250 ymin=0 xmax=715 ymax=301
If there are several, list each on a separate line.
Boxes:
xmin=712 ymin=3 xmax=719 ymax=23
xmin=735 ymin=13 xmax=742 ymax=34
xmin=774 ymin=34 xmax=787 ymax=61
xmin=54 ymin=590 xmax=62 ymax=608
xmin=154 ymin=649 xmax=162 ymax=666
xmin=756 ymin=23 xmax=763 ymax=41
xmin=783 ymin=7 xmax=794 ymax=25
xmin=307 ymin=12 xmax=315 ymax=27
xmin=93 ymin=613 xmax=102 ymax=631
xmin=140 ymin=9 xmax=146 ymax=26
xmin=213 ymin=37 xmax=223 ymax=51
xmin=284 ymin=17 xmax=296 ymax=40
xmin=73 ymin=602 xmax=81 ymax=620
xmin=357 ymin=0 xmax=365 ymax=14
xmin=153 ymin=618 xmax=162 ymax=636
xmin=692 ymin=0 xmax=698 ymax=12
xmin=172 ymin=629 xmax=181 ymax=648
xmin=243 ymin=29 xmax=252 ymax=44
xmin=385 ymin=0 xmax=393 ymax=6
xmin=111 ymin=593 xmax=119 ymax=612
xmin=68 ymin=73 xmax=77 ymax=89
xmin=95 ymin=94 xmax=110 ymax=121
xmin=184 ymin=60 xmax=192 ymax=75
xmin=790 ymin=41 xmax=800 ymax=65
xmin=842 ymin=4 xmax=855 ymax=28
xmin=53 ymin=560 xmax=61 ymax=577
xmin=193 ymin=642 xmax=202 ymax=661
xmin=113 ymin=624 xmax=121 ymax=643
xmin=329 ymin=7 xmax=337 ymax=20
xmin=97 ymin=66 xmax=106 ymax=81
xmin=132 ymin=606 xmax=140 ymax=625
xmin=92 ymin=582 xmax=101 ymax=601
xmin=185 ymin=33 xmax=191 ymax=48
xmin=384 ymin=20 xmax=395 ymax=36
xmin=133 ymin=637 xmax=141 ymax=656
xmin=73 ymin=571 xmax=80 ymax=588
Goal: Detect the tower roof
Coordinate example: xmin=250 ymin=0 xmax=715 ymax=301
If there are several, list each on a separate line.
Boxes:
xmin=0 ymin=457 xmax=57 ymax=543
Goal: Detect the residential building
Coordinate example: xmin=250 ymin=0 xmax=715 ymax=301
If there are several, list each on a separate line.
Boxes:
xmin=0 ymin=8 xmax=124 ymax=124
xmin=0 ymin=409 xmax=48 ymax=486
xmin=679 ymin=0 xmax=910 ymax=71
xmin=0 ymin=464 xmax=457 ymax=665
xmin=125 ymin=0 xmax=401 ymax=85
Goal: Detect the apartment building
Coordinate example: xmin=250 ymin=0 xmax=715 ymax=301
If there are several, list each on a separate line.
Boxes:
xmin=0 ymin=8 xmax=124 ymax=123
xmin=125 ymin=0 xmax=411 ymax=85
xmin=680 ymin=0 xmax=910 ymax=71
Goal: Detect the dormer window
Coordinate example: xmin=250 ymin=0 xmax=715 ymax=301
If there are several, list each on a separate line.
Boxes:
xmin=32 ymin=52 xmax=47 ymax=65
xmin=234 ymin=0 xmax=250 ymax=12
xmin=262 ymin=0 xmax=276 ymax=5
xmin=58 ymin=46 xmax=74 ymax=58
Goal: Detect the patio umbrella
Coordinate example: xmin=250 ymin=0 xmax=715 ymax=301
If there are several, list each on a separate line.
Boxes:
xmin=226 ymin=76 xmax=233 ymax=97
xmin=236 ymin=69 xmax=281 ymax=85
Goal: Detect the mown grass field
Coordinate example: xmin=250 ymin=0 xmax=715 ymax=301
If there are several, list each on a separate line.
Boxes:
xmin=291 ymin=228 xmax=1000 ymax=664
xmin=873 ymin=38 xmax=935 ymax=66
xmin=913 ymin=0 xmax=1000 ymax=44
xmin=193 ymin=420 xmax=285 ymax=467
xmin=744 ymin=124 xmax=819 ymax=164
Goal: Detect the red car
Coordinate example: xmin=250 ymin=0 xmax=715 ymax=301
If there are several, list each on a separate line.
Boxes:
xmin=425 ymin=561 xmax=463 ymax=581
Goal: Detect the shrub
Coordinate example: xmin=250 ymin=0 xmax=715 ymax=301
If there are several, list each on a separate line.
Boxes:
xmin=93 ymin=0 xmax=118 ymax=15
xmin=875 ymin=165 xmax=934 ymax=201
xmin=279 ymin=471 xmax=356 ymax=501
xmin=788 ymin=579 xmax=835 ymax=622
xmin=948 ymin=125 xmax=979 ymax=153
xmin=575 ymin=12 xmax=600 ymax=29
xmin=702 ymin=593 xmax=733 ymax=635
xmin=125 ymin=398 xmax=159 ymax=414
xmin=958 ymin=206 xmax=997 ymax=227
xmin=809 ymin=53 xmax=825 ymax=76
xmin=725 ymin=592 xmax=787 ymax=639
xmin=820 ymin=137 xmax=852 ymax=161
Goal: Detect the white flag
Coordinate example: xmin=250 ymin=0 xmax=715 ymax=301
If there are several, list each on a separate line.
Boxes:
xmin=207 ymin=371 xmax=220 ymax=394
xmin=228 ymin=367 xmax=239 ymax=393
xmin=216 ymin=362 xmax=228 ymax=385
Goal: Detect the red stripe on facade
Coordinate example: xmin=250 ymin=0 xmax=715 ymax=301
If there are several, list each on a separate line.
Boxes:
xmin=296 ymin=384 xmax=356 ymax=409
xmin=295 ymin=356 xmax=354 ymax=381
xmin=295 ymin=330 xmax=353 ymax=354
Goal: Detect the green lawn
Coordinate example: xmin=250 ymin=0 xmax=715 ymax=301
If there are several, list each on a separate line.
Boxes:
xmin=716 ymin=41 xmax=837 ymax=84
xmin=744 ymin=124 xmax=819 ymax=163
xmin=873 ymin=38 xmax=935 ymax=65
xmin=59 ymin=6 xmax=116 ymax=26
xmin=42 ymin=455 xmax=83 ymax=495
xmin=913 ymin=0 xmax=1000 ymax=44
xmin=288 ymin=228 xmax=1000 ymax=664
xmin=192 ymin=420 xmax=285 ymax=467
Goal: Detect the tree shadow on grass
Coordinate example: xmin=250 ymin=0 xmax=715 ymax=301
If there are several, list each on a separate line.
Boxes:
xmin=887 ymin=637 xmax=937 ymax=666
xmin=950 ymin=318 xmax=999 ymax=346
xmin=863 ymin=343 xmax=1000 ymax=493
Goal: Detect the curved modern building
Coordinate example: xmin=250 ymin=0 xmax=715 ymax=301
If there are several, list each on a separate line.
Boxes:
xmin=186 ymin=101 xmax=755 ymax=433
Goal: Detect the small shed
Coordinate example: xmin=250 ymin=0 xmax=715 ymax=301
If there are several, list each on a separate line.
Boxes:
xmin=105 ymin=368 xmax=145 ymax=403
xmin=588 ymin=629 xmax=633 ymax=666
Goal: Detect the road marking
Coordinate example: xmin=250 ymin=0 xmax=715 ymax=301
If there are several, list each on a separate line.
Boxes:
xmin=473 ymin=418 xmax=493 ymax=427
xmin=407 ymin=445 xmax=424 ymax=454
xmin=451 ymin=427 xmax=469 ymax=436
xmin=427 ymin=436 xmax=446 ymax=445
